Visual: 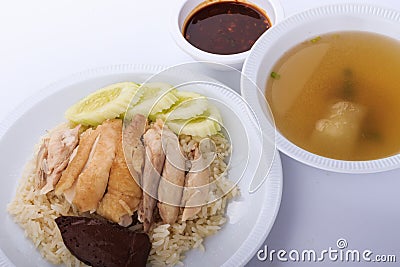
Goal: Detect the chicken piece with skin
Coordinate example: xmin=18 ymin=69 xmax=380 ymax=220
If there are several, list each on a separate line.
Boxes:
xmin=138 ymin=120 xmax=166 ymax=232
xmin=55 ymin=127 xmax=101 ymax=201
xmin=123 ymin=114 xmax=147 ymax=184
xmin=35 ymin=124 xmax=80 ymax=194
xmin=157 ymin=128 xmax=187 ymax=224
xmin=97 ymin=115 xmax=146 ymax=226
xmin=72 ymin=119 xmax=121 ymax=212
xmin=311 ymin=101 xmax=367 ymax=158
xmin=181 ymin=146 xmax=210 ymax=222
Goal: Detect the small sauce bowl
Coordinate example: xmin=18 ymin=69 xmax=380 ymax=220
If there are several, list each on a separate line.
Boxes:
xmin=170 ymin=0 xmax=284 ymax=70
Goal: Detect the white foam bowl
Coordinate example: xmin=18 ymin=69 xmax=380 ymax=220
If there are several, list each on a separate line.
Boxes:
xmin=242 ymin=4 xmax=400 ymax=173
xmin=170 ymin=0 xmax=284 ymax=70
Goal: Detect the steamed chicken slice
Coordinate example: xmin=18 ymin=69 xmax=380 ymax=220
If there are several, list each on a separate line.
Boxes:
xmin=97 ymin=115 xmax=146 ymax=226
xmin=35 ymin=137 xmax=49 ymax=190
xmin=181 ymin=146 xmax=210 ymax=222
xmin=310 ymin=100 xmax=367 ymax=157
xmin=35 ymin=124 xmax=80 ymax=194
xmin=55 ymin=127 xmax=100 ymax=198
xmin=138 ymin=119 xmax=166 ymax=232
xmin=123 ymin=114 xmax=147 ymax=183
xmin=73 ymin=119 xmax=121 ymax=212
xmin=157 ymin=128 xmax=187 ymax=224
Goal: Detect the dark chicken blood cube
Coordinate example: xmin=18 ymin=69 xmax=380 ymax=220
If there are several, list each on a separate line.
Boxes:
xmin=55 ymin=216 xmax=151 ymax=267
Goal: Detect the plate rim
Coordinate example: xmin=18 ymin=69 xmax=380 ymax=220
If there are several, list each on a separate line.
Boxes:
xmin=0 ymin=64 xmax=282 ymax=267
xmin=223 ymin=155 xmax=282 ymax=267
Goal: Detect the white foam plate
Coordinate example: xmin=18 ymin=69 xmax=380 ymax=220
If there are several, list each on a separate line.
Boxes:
xmin=0 ymin=64 xmax=282 ymax=267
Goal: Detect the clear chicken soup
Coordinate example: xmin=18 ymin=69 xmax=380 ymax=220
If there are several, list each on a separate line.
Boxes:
xmin=266 ymin=32 xmax=400 ymax=161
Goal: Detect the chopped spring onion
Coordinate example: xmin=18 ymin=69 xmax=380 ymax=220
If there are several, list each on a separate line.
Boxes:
xmin=363 ymin=131 xmax=382 ymax=141
xmin=270 ymin=71 xmax=281 ymax=79
xmin=310 ymin=36 xmax=321 ymax=43
xmin=342 ymin=68 xmax=355 ymax=100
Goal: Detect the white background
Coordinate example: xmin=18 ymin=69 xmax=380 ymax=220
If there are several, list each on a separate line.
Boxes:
xmin=1 ymin=0 xmax=400 ymax=266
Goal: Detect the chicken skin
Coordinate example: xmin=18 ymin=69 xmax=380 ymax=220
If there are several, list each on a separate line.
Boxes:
xmin=36 ymin=124 xmax=80 ymax=194
xmin=55 ymin=127 xmax=100 ymax=198
xmin=157 ymin=128 xmax=186 ymax=224
xmin=73 ymin=119 xmax=121 ymax=212
xmin=97 ymin=115 xmax=146 ymax=226
xmin=181 ymin=147 xmax=210 ymax=221
xmin=138 ymin=119 xmax=166 ymax=232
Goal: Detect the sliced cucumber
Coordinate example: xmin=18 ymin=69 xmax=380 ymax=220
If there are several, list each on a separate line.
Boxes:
xmin=203 ymin=104 xmax=223 ymax=131
xmin=65 ymin=80 xmax=225 ymax=137
xmin=167 ymin=118 xmax=220 ymax=137
xmin=174 ymin=90 xmax=202 ymax=100
xmin=152 ymin=91 xmax=179 ymax=115
xmin=65 ymin=82 xmax=139 ymax=126
xmin=163 ymin=98 xmax=209 ymax=121
xmin=166 ymin=104 xmax=223 ymax=137
xmin=126 ymin=82 xmax=179 ymax=117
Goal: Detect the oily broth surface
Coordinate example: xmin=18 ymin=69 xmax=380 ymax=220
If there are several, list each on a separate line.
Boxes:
xmin=266 ymin=32 xmax=400 ymax=160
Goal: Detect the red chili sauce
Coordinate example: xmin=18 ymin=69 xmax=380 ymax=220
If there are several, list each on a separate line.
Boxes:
xmin=183 ymin=1 xmax=271 ymax=55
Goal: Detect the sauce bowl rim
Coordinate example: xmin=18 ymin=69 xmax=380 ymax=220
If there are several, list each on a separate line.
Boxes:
xmin=170 ymin=0 xmax=285 ymax=68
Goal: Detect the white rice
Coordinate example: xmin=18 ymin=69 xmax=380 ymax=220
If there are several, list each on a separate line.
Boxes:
xmin=7 ymin=143 xmax=86 ymax=267
xmin=7 ymin=132 xmax=238 ymax=266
